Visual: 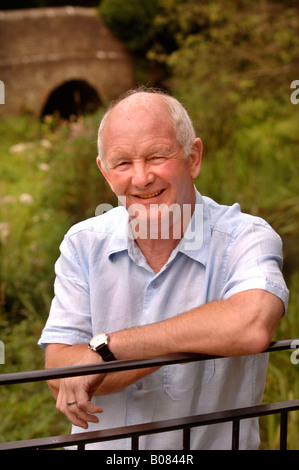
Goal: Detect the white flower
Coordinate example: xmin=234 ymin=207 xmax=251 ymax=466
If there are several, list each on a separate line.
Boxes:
xmin=0 ymin=222 xmax=11 ymax=243
xmin=1 ymin=195 xmax=16 ymax=204
xmin=19 ymin=193 xmax=34 ymax=205
xmin=40 ymin=139 xmax=52 ymax=149
xmin=38 ymin=162 xmax=50 ymax=171
xmin=10 ymin=142 xmax=33 ymax=153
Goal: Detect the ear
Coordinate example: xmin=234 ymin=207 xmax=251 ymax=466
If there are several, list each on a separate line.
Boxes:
xmin=96 ymin=156 xmax=115 ymax=192
xmin=188 ymin=138 xmax=203 ymax=179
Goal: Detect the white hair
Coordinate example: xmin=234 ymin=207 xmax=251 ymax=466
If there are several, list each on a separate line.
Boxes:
xmin=97 ymin=87 xmax=196 ymax=171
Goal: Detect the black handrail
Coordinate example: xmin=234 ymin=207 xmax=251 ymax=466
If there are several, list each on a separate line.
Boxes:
xmin=0 ymin=339 xmax=298 ymax=450
xmin=0 ymin=339 xmax=297 ymax=386
xmin=0 ymin=399 xmax=298 ymax=450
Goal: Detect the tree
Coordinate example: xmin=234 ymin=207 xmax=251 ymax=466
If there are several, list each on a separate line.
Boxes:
xmin=100 ymin=0 xmax=160 ymax=54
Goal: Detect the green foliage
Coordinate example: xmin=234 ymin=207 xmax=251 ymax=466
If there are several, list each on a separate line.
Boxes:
xmin=166 ymin=1 xmax=298 ymax=137
xmin=165 ymin=1 xmax=299 ymax=285
xmin=0 ymin=314 xmax=70 ymax=441
xmin=261 ymin=272 xmax=299 ymax=449
xmin=100 ymin=0 xmax=160 ymax=54
xmin=0 ymin=112 xmax=115 ymax=319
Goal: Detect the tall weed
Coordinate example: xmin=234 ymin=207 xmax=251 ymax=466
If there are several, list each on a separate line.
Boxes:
xmin=0 ymin=112 xmax=115 ymax=320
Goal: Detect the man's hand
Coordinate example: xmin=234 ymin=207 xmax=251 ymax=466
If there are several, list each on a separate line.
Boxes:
xmin=53 ymin=348 xmax=104 ymax=429
xmin=56 ymin=373 xmax=103 ymax=429
xmin=45 ymin=343 xmax=159 ymax=428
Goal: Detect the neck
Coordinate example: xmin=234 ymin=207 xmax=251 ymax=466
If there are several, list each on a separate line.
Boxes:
xmin=130 ymin=198 xmax=196 ymax=273
xmin=135 ymin=237 xmax=180 ymax=273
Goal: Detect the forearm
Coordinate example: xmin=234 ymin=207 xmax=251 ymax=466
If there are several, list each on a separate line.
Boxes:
xmin=45 ymin=344 xmax=89 ymax=399
xmin=93 ymin=367 xmax=159 ymax=396
xmin=45 ymin=344 xmax=157 ymax=399
xmin=109 ymin=290 xmax=283 ymax=361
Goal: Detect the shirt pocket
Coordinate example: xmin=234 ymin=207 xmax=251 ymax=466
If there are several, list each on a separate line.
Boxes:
xmin=163 ymin=360 xmax=215 ymax=401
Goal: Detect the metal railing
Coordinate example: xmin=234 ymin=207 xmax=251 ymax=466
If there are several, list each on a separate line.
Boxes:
xmin=0 ymin=339 xmax=298 ymax=450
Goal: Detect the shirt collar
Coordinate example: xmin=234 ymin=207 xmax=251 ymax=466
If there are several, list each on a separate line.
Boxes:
xmin=107 ymin=207 xmax=130 ymax=256
xmin=108 ymin=187 xmax=211 ymax=267
xmin=177 ymin=188 xmax=210 ymax=266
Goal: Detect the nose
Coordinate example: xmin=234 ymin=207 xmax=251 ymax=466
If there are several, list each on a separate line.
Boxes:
xmin=131 ymin=161 xmax=155 ymax=188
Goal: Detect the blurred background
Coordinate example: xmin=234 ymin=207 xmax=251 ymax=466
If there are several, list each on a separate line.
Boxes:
xmin=0 ymin=0 xmax=298 ymax=449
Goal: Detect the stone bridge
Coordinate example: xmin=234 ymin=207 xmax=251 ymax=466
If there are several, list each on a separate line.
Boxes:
xmin=0 ymin=6 xmax=134 ymax=118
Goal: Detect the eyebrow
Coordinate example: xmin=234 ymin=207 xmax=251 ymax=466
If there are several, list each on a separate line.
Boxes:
xmin=107 ymin=155 xmax=131 ymax=168
xmin=148 ymin=146 xmax=173 ymax=155
xmin=107 ymin=144 xmax=176 ymax=167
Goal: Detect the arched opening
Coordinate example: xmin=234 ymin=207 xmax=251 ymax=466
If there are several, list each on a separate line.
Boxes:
xmin=41 ymin=80 xmax=102 ymax=119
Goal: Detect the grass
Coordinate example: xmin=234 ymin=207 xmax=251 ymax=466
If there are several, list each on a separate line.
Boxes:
xmin=0 ymin=112 xmax=298 ymax=448
xmin=0 ymin=315 xmax=70 ymax=442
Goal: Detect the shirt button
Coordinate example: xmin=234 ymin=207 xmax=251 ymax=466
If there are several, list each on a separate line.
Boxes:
xmin=136 ymin=381 xmax=143 ymax=390
xmin=151 ymin=281 xmax=159 ymax=289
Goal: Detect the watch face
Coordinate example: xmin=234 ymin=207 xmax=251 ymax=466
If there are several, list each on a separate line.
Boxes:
xmin=90 ymin=333 xmax=108 ymax=349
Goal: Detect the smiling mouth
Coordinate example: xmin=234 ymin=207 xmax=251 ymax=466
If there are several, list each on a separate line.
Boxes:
xmin=135 ymin=189 xmax=164 ymax=199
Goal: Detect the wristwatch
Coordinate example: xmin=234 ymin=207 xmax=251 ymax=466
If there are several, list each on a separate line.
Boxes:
xmin=88 ymin=333 xmax=117 ymax=361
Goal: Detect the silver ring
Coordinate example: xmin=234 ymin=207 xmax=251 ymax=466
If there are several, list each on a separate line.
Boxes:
xmin=67 ymin=400 xmax=77 ymax=406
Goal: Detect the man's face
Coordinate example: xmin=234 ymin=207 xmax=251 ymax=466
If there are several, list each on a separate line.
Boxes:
xmin=97 ymin=94 xmax=202 ymax=229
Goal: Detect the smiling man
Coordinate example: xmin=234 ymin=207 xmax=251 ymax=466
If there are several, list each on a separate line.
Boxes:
xmin=39 ymin=88 xmax=289 ymax=449
xmin=97 ymin=90 xmax=203 ymax=270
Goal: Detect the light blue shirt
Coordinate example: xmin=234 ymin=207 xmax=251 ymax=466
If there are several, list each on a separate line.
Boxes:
xmin=38 ymin=189 xmax=289 ymax=449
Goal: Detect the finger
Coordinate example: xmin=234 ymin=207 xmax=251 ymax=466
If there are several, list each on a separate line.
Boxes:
xmin=69 ymin=406 xmax=101 ymax=429
xmin=79 ymin=400 xmax=103 ymax=415
xmin=61 ymin=397 xmax=103 ymax=429
xmin=56 ymin=376 xmax=103 ymax=428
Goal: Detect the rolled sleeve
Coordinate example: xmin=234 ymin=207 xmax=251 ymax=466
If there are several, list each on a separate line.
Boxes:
xmin=222 ymin=220 xmax=289 ymax=312
xmin=38 ymin=235 xmax=92 ymax=349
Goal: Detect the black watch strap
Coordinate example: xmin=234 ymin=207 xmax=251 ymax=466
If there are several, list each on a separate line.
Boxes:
xmin=96 ymin=343 xmax=117 ymax=361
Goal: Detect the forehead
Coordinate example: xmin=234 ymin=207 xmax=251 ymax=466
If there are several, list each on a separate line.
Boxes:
xmin=103 ymin=93 xmax=174 ymax=140
xmin=112 ymin=92 xmax=169 ymax=115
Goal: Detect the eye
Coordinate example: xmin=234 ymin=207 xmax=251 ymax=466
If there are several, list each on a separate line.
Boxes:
xmin=149 ymin=156 xmax=166 ymax=163
xmin=115 ymin=161 xmax=130 ymax=169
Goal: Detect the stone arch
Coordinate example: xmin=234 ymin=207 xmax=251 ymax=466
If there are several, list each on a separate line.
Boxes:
xmin=0 ymin=7 xmax=134 ymax=118
xmin=41 ymin=79 xmax=102 ymax=119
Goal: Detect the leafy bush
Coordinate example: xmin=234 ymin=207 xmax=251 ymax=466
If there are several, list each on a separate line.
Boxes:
xmin=0 ymin=112 xmax=115 ymax=320
xmin=100 ymin=0 xmax=160 ymax=54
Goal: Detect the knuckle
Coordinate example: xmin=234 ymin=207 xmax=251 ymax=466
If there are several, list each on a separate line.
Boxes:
xmin=56 ymin=401 xmax=62 ymax=412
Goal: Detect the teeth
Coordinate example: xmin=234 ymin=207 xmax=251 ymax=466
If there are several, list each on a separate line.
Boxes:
xmin=136 ymin=190 xmax=163 ymax=199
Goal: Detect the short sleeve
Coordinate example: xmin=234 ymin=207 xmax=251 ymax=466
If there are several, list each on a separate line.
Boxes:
xmin=222 ymin=220 xmax=289 ymax=312
xmin=38 ymin=235 xmax=92 ymax=349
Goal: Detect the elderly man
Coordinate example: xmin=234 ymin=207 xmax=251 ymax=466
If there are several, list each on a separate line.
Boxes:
xmin=39 ymin=88 xmax=289 ymax=449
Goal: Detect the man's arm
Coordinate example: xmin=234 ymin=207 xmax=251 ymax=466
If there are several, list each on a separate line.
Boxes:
xmin=52 ymin=288 xmax=283 ymax=429
xmin=45 ymin=344 xmax=158 ymax=399
xmin=45 ymin=344 xmax=158 ymax=429
xmin=109 ymin=289 xmax=284 ymax=360
xmin=45 ymin=344 xmax=87 ymax=399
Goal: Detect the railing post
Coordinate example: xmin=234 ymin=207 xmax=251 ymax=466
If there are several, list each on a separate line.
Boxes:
xmin=231 ymin=420 xmax=240 ymax=450
xmin=280 ymin=412 xmax=288 ymax=450
xmin=183 ymin=427 xmax=191 ymax=450
xmin=131 ymin=436 xmax=139 ymax=450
